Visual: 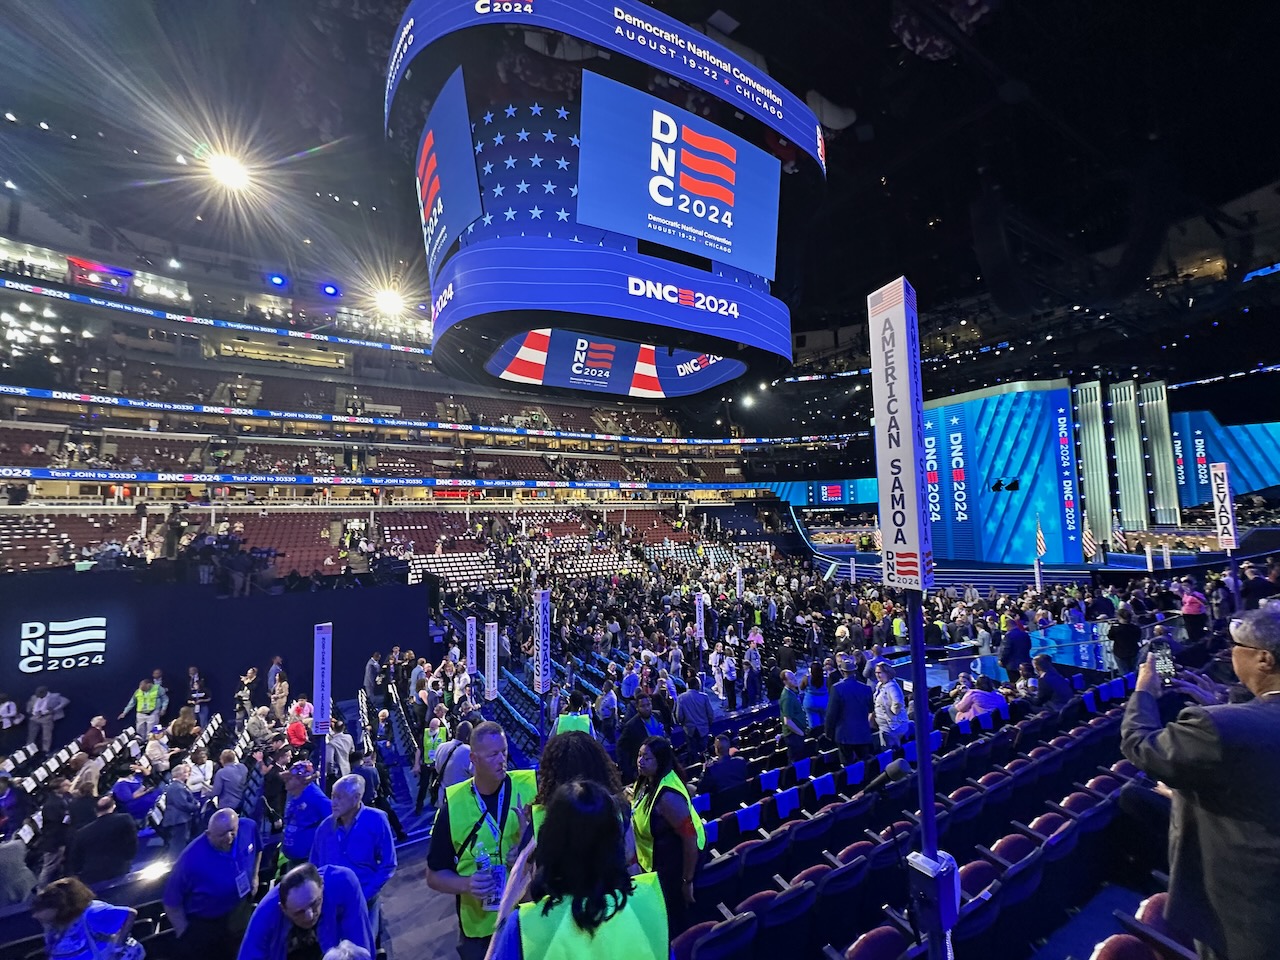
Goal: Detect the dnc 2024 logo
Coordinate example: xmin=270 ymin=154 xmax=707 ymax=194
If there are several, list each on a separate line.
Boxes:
xmin=648 ymin=111 xmax=737 ymax=229
xmin=571 ymin=339 xmax=616 ymax=381
xmin=19 ymin=617 xmax=107 ymax=674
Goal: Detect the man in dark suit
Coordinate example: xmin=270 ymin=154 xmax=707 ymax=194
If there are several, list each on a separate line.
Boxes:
xmin=1121 ymin=608 xmax=1280 ymax=960
xmin=1032 ymin=655 xmax=1073 ymax=712
xmin=999 ymin=619 xmax=1032 ymax=682
xmin=68 ymin=794 xmax=138 ymax=884
xmin=825 ymin=657 xmax=875 ymax=763
xmin=698 ymin=735 xmax=749 ymax=796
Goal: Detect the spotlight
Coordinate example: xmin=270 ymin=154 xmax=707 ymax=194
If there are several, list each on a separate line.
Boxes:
xmin=2 ymin=180 xmax=13 ymax=190
xmin=168 ymin=258 xmax=181 ymax=269
xmin=207 ymin=153 xmax=250 ymax=190
xmin=268 ymin=274 xmax=287 ymax=287
xmin=321 ymin=284 xmax=340 ymax=297
xmin=374 ymin=289 xmax=405 ymax=315
xmin=3 ymin=113 xmax=15 ymax=122
xmin=741 ymin=395 xmax=755 ymax=408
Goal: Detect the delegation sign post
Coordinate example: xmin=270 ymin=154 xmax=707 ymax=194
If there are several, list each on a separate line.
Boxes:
xmin=466 ymin=616 xmax=477 ymax=675
xmin=867 ymin=277 xmax=954 ymax=960
xmin=484 ymin=622 xmax=499 ymax=702
xmin=1211 ymin=463 xmax=1241 ymax=610
xmin=533 ymin=588 xmax=552 ymax=747
xmin=313 ymin=622 xmax=333 ymax=783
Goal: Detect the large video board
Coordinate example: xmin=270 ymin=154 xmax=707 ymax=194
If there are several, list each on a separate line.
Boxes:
xmin=576 ymin=72 xmax=781 ymax=279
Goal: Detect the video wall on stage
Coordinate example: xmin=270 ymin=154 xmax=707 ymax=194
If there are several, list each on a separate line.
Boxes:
xmin=1171 ymin=409 xmax=1280 ymax=506
xmin=797 ymin=383 xmax=1084 ymax=565
xmin=920 ymin=385 xmax=1082 ymax=565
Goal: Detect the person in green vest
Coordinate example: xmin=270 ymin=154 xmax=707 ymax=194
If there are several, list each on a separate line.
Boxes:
xmin=484 ymin=779 xmax=667 ymax=960
xmin=426 ymin=721 xmax=537 ymax=960
xmin=631 ymin=736 xmax=705 ymax=936
xmin=413 ymin=718 xmax=448 ymax=816
xmin=118 ymin=678 xmax=161 ymax=732
xmin=550 ymin=691 xmax=596 ymax=739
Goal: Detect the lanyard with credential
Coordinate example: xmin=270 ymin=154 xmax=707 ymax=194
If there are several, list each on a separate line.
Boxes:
xmin=473 ymin=779 xmax=507 ymax=860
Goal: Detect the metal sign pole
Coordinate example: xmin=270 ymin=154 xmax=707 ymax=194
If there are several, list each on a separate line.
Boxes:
xmin=867 ymin=277 xmax=955 ymax=960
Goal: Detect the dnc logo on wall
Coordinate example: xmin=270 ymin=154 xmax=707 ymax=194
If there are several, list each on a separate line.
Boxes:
xmin=576 ymin=71 xmax=781 ymax=280
xmin=19 ymin=617 xmax=108 ymax=674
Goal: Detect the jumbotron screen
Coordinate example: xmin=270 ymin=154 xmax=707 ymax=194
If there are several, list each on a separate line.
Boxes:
xmin=386 ymin=0 xmax=826 ymax=397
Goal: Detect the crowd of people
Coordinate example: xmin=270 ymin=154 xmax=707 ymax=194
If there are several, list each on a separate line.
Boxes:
xmin=3 ymin=519 xmax=1279 ymax=959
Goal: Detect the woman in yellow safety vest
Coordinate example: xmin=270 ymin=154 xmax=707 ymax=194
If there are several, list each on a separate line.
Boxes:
xmin=484 ymin=779 xmax=667 ymax=960
xmin=630 ymin=736 xmax=705 ymax=936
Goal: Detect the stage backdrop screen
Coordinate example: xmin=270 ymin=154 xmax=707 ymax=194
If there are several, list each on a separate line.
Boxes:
xmin=1171 ymin=409 xmax=1280 ymax=507
xmin=576 ymin=71 xmax=782 ymax=280
xmin=416 ymin=66 xmax=484 ymax=284
xmin=797 ymin=384 xmax=1084 ymax=565
xmin=920 ymin=385 xmax=1082 ymax=564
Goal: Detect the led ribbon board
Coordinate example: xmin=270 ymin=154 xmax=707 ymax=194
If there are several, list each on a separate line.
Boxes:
xmin=384 ymin=0 xmax=826 ymax=174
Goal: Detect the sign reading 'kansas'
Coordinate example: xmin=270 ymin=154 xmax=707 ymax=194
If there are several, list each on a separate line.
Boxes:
xmin=576 ymin=71 xmax=781 ymax=280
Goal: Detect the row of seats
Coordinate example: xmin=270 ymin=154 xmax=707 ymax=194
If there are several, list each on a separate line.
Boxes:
xmin=671 ymin=682 xmax=1135 ymax=960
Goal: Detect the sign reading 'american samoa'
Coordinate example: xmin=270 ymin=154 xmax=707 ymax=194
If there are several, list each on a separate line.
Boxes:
xmin=867 ymin=277 xmax=935 ymax=590
xmin=576 ymin=71 xmax=781 ymax=279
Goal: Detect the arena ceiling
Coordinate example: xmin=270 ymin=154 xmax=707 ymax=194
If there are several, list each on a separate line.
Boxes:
xmin=1 ymin=0 xmax=1277 ymax=426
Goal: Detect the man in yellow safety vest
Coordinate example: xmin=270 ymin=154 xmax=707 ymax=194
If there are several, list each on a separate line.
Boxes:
xmin=425 ymin=721 xmax=537 ymax=960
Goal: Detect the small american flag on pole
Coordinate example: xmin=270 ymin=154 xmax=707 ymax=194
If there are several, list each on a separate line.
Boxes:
xmin=1081 ymin=511 xmax=1097 ymax=558
xmin=872 ymin=527 xmax=883 ymax=551
xmin=867 ymin=279 xmax=918 ymax=315
xmin=1035 ymin=514 xmax=1047 ymax=558
xmin=1112 ymin=510 xmax=1128 ymax=552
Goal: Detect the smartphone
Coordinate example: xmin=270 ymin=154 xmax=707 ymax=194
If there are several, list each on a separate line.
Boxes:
xmin=1151 ymin=642 xmax=1176 ymax=685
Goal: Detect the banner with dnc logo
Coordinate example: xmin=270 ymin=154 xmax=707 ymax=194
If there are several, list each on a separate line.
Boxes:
xmin=576 ymin=71 xmax=781 ymax=280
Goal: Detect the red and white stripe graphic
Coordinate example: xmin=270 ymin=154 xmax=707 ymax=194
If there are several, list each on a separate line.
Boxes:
xmin=628 ymin=344 xmax=665 ymax=398
xmin=500 ymin=328 xmax=552 ymax=384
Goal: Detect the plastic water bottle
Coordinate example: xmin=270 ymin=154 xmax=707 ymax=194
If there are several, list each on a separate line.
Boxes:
xmin=473 ymin=843 xmax=504 ymax=911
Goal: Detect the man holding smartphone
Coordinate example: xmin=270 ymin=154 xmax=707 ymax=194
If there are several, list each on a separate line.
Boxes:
xmin=1121 ymin=609 xmax=1280 ymax=960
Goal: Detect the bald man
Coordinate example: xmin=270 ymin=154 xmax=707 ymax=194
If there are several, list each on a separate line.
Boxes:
xmin=163 ymin=808 xmax=262 ymax=960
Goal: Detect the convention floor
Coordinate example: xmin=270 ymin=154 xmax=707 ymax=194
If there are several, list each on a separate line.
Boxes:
xmin=382 ymin=838 xmax=464 ymax=960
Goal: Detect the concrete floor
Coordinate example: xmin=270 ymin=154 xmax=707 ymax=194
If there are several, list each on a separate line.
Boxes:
xmin=381 ymin=838 xmax=467 ymax=960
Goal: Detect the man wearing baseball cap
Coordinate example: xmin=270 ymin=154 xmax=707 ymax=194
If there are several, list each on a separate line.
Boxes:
xmin=280 ymin=761 xmax=331 ymax=875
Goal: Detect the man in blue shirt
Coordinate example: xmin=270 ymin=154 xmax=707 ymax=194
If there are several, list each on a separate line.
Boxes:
xmin=237 ymin=862 xmax=373 ymax=960
xmin=163 ymin=809 xmax=262 ymax=960
xmin=281 ymin=761 xmax=332 ymax=873
xmin=310 ymin=773 xmax=397 ymax=940
xmin=111 ymin=764 xmax=159 ymax=821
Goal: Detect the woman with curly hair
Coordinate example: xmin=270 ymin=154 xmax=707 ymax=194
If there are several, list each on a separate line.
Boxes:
xmin=484 ymin=780 xmax=667 ymax=960
xmin=528 ymin=731 xmax=627 ymax=848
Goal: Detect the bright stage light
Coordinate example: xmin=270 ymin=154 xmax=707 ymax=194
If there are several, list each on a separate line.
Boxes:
xmin=374 ymin=289 xmax=405 ymax=315
xmin=268 ymin=274 xmax=287 ymax=287
xmin=207 ymin=153 xmax=250 ymax=190
xmin=322 ymin=284 xmax=340 ymax=297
